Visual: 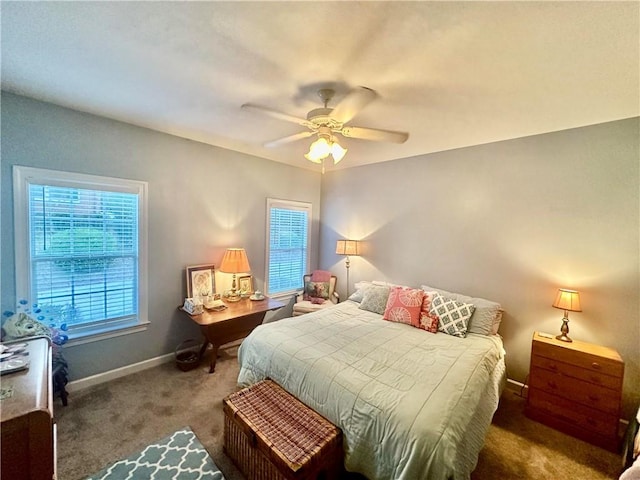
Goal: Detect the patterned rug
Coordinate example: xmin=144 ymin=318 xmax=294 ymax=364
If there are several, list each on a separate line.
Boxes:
xmin=86 ymin=427 xmax=225 ymax=480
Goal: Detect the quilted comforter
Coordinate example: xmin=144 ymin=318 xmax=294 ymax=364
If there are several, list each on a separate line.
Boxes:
xmin=237 ymin=301 xmax=505 ymax=480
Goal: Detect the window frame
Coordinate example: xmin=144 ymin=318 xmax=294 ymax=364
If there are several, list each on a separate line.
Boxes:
xmin=13 ymin=165 xmax=149 ymax=345
xmin=264 ymin=198 xmax=312 ymax=298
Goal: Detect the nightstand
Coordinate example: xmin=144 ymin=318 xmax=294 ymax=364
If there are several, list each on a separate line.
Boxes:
xmin=525 ymin=331 xmax=624 ymax=452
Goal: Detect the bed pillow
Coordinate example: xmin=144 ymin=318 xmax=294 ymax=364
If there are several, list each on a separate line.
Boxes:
xmin=429 ymin=292 xmax=475 ymax=338
xmin=419 ymin=291 xmax=440 ymax=333
xmin=421 ymin=284 xmax=503 ymax=335
xmin=383 ymin=286 xmax=424 ymax=327
xmin=348 ymin=281 xmax=375 ymax=303
xmin=358 ymin=285 xmax=390 ymax=315
xmin=348 ymin=289 xmax=365 ymax=303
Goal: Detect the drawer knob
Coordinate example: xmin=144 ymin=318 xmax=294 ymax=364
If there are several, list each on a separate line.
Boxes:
xmin=547 ymin=381 xmax=558 ymax=389
xmin=587 ymin=395 xmax=600 ymax=402
xmin=591 ymin=362 xmax=602 ymax=370
xmin=548 ymin=364 xmax=558 ymax=371
xmin=589 ymin=376 xmax=602 ymax=384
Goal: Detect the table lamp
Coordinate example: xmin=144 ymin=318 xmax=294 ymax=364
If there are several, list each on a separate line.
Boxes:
xmin=552 ymin=288 xmax=581 ymax=342
xmin=336 ymin=240 xmax=360 ymax=297
xmin=219 ymin=248 xmax=251 ymax=302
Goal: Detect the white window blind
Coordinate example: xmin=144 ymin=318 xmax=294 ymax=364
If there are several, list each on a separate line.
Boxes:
xmin=266 ymin=199 xmax=311 ymax=296
xmin=13 ymin=166 xmax=148 ymax=342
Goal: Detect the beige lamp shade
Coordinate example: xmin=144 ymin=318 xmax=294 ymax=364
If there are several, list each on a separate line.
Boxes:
xmin=219 ymin=248 xmax=251 ymax=274
xmin=552 ymin=289 xmax=582 ymax=312
xmin=336 ymin=240 xmax=360 ymax=256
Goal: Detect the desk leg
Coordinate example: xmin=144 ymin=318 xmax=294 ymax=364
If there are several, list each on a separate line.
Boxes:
xmin=198 ymin=338 xmax=209 ymax=360
xmin=199 ymin=326 xmax=219 ymax=374
xmin=199 ymin=312 xmax=268 ymax=374
xmin=207 ymin=345 xmax=220 ymax=374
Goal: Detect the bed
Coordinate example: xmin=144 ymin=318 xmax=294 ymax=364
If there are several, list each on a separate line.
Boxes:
xmin=237 ymin=290 xmax=506 ymax=480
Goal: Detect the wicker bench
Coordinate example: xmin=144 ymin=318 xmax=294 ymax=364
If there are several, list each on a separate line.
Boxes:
xmin=223 ymin=380 xmax=343 ymax=480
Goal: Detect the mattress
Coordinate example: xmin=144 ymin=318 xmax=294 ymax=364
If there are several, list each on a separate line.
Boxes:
xmin=238 ymin=300 xmax=506 ymax=480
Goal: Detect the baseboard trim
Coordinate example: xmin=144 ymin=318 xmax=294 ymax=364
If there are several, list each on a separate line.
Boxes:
xmin=66 ymin=352 xmax=175 ymax=393
xmin=506 ymin=378 xmax=527 ymax=393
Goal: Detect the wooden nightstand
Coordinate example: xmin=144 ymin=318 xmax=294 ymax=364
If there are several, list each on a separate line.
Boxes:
xmin=525 ymin=331 xmax=624 ymax=452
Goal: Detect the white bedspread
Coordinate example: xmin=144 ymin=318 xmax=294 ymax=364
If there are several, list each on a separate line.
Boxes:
xmin=238 ymin=301 xmax=505 ymax=480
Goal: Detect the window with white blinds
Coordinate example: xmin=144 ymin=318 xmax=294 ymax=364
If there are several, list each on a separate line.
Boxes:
xmin=13 ymin=166 xmax=148 ymax=342
xmin=265 ymin=198 xmax=311 ymax=296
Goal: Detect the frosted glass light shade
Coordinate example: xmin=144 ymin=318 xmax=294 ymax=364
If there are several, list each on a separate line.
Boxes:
xmin=331 ymin=142 xmax=347 ymax=163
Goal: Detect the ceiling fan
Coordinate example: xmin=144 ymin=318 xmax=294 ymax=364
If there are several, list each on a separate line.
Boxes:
xmin=242 ymin=86 xmax=409 ymax=168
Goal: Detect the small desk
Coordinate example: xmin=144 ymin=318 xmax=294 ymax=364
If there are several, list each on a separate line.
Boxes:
xmin=180 ymin=297 xmax=285 ymax=373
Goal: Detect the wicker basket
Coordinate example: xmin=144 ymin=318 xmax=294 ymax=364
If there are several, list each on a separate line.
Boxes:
xmin=175 ymin=339 xmax=201 ymax=371
xmin=223 ymin=380 xmax=343 ymax=480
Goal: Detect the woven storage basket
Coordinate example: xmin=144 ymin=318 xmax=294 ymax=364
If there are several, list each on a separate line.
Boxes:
xmin=175 ymin=339 xmax=201 ymax=371
xmin=223 ymin=380 xmax=343 ymax=480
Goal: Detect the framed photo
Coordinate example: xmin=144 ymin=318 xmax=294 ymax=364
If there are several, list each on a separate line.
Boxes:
xmin=238 ymin=275 xmax=253 ymax=294
xmin=186 ymin=264 xmax=215 ymax=299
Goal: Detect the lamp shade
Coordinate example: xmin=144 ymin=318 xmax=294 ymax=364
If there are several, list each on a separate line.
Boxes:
xmin=552 ymin=289 xmax=582 ymax=312
xmin=336 ymin=240 xmax=360 ymax=256
xmin=219 ymin=248 xmax=251 ymax=274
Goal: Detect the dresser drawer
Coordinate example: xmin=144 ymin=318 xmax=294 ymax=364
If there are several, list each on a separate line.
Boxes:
xmin=529 ymin=367 xmax=620 ymax=415
xmin=528 ymin=388 xmax=618 ymax=438
xmin=532 ymin=340 xmax=623 ymax=378
xmin=530 ymin=354 xmax=622 ymax=391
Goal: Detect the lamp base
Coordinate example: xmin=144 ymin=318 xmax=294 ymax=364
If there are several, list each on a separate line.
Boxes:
xmin=556 ymin=317 xmax=572 ymax=342
xmin=225 ymin=290 xmax=242 ymax=302
xmin=555 ymin=333 xmax=573 ymax=342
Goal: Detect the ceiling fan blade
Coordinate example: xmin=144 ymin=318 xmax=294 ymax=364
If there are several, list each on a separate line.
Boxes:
xmin=341 ymin=126 xmax=409 ymax=144
xmin=264 ymin=131 xmax=314 ymax=148
xmin=242 ymin=103 xmax=311 ymax=127
xmin=330 ymin=86 xmax=378 ymax=124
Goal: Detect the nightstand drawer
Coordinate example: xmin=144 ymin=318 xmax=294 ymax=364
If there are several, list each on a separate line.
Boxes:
xmin=528 ymin=389 xmax=618 ymax=438
xmin=529 ymin=368 xmax=620 ymax=415
xmin=530 ymin=354 xmax=622 ymax=391
xmin=532 ymin=340 xmax=623 ymax=378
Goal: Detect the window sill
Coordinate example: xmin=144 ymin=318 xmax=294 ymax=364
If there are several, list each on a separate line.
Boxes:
xmin=66 ymin=320 xmax=150 ymax=347
xmin=268 ymin=292 xmax=299 ymax=303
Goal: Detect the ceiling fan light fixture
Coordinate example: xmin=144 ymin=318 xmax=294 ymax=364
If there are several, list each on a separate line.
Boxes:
xmin=331 ymin=141 xmax=347 ymax=164
xmin=305 ymin=137 xmax=330 ymax=163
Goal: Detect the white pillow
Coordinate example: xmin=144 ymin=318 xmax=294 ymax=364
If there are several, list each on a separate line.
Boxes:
xmin=421 ymin=284 xmax=503 ymax=335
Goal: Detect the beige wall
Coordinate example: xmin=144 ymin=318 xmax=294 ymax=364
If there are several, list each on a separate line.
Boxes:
xmin=320 ymin=118 xmax=639 ymax=417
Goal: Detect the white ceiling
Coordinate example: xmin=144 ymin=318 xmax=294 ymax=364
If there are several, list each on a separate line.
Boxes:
xmin=2 ymin=2 xmax=638 ymax=171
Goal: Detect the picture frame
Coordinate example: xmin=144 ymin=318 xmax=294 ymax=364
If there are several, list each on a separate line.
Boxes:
xmin=238 ymin=275 xmax=253 ymax=295
xmin=186 ymin=264 xmax=216 ymax=299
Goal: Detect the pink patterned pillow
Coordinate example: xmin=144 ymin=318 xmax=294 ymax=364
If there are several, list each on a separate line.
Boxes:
xmin=383 ymin=286 xmax=425 ymax=327
xmin=419 ymin=291 xmax=439 ymax=333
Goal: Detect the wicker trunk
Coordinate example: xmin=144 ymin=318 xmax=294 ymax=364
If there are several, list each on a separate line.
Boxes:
xmin=223 ymin=380 xmax=343 ymax=480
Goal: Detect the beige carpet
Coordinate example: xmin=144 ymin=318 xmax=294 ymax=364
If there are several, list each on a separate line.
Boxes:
xmin=55 ymin=344 xmax=622 ymax=480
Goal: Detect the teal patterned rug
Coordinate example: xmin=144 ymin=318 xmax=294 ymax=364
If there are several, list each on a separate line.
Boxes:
xmin=86 ymin=427 xmax=225 ymax=480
